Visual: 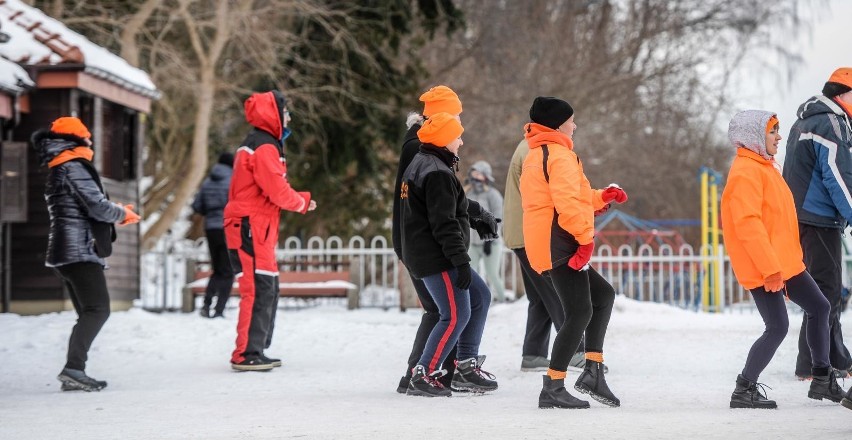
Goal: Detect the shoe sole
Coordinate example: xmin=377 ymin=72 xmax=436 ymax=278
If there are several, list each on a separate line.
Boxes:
xmin=271 ymin=361 xmax=282 ymax=368
xmin=450 ymin=383 xmax=497 ymax=393
xmin=574 ymin=384 xmax=620 ymax=407
xmin=841 ymin=398 xmax=852 ymax=410
xmin=539 ymin=400 xmax=590 ymax=409
xmin=231 ymin=364 xmax=274 ymax=371
xmin=807 ymin=391 xmax=843 ymax=403
xmin=730 ymin=401 xmax=777 ymax=409
xmin=57 ymin=374 xmax=102 ymax=392
xmin=405 ymin=388 xmax=451 ymax=398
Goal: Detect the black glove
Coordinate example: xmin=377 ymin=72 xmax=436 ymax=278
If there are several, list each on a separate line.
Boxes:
xmin=472 ymin=209 xmax=501 ymax=241
xmin=483 ymin=240 xmax=492 ymax=256
xmin=455 ymin=263 xmax=472 ymax=290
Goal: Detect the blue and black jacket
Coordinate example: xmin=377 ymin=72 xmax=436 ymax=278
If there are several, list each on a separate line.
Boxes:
xmin=782 ymin=95 xmax=852 ymax=229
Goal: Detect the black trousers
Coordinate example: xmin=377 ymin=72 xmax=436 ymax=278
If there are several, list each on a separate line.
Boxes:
xmin=54 ymin=262 xmax=111 ymax=371
xmin=797 ymin=224 xmax=852 ymax=374
xmin=743 ymin=271 xmax=830 ymax=381
xmin=515 ymin=248 xmax=566 ymax=357
xmin=404 ymin=270 xmax=457 ymax=381
xmin=548 ymin=265 xmax=615 ymax=371
xmin=203 ymin=228 xmax=235 ymax=315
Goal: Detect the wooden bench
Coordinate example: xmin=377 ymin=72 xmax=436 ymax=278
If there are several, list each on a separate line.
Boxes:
xmin=182 ymin=264 xmax=356 ymax=312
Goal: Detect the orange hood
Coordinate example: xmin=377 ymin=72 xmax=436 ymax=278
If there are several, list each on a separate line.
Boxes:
xmin=524 ymin=123 xmax=574 ymax=150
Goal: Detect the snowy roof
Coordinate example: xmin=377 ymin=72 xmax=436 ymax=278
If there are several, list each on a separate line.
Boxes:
xmin=0 ymin=0 xmax=158 ymax=98
xmin=0 ymin=56 xmax=33 ymax=93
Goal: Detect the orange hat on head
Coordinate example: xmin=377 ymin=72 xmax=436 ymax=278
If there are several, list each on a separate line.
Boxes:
xmin=417 ymin=112 xmax=464 ymax=147
xmin=50 ymin=117 xmax=91 ymax=139
xmin=829 ymin=68 xmax=852 ymax=89
xmin=419 ymin=85 xmax=462 ymax=117
xmin=766 ymin=115 xmax=779 ymax=134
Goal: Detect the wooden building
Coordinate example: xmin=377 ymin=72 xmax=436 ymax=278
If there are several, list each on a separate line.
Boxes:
xmin=0 ymin=0 xmax=158 ymax=314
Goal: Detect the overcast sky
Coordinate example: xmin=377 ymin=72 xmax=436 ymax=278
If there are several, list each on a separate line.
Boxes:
xmin=734 ymin=0 xmax=852 ymax=164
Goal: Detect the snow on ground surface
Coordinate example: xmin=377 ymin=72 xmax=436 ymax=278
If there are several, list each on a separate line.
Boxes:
xmin=2 ymin=297 xmax=851 ymax=440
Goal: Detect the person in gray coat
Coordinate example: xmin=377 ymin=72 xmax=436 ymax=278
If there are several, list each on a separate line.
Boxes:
xmin=192 ymin=152 xmax=235 ymax=318
xmin=466 ymin=160 xmax=506 ymax=302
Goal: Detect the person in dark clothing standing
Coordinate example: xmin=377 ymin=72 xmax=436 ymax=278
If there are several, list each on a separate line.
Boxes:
xmin=392 ymin=85 xmax=500 ymax=393
xmin=225 ymin=91 xmax=317 ymax=371
xmin=782 ymin=68 xmax=852 ymax=379
xmin=192 ymin=152 xmax=235 ymax=318
xmin=32 ymin=117 xmax=140 ymax=392
xmin=401 ymin=112 xmax=497 ymax=397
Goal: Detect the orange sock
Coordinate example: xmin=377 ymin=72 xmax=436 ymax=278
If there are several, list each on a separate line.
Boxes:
xmin=585 ymin=352 xmax=604 ymax=363
xmin=547 ymin=369 xmax=567 ymax=380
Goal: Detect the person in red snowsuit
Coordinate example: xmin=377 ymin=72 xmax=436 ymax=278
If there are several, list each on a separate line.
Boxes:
xmin=225 ymin=90 xmax=317 ymax=371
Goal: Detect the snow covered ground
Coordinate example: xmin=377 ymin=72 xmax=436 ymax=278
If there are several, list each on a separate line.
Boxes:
xmin=1 ymin=297 xmax=850 ymax=440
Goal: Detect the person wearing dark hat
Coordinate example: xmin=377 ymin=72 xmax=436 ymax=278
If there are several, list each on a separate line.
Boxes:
xmin=782 ymin=67 xmax=852 ymax=381
xmin=400 ymin=112 xmax=497 ymax=397
xmin=392 ymin=85 xmax=500 ymax=393
xmin=192 ymin=152 xmax=235 ymax=318
xmin=31 ymin=116 xmax=140 ymax=392
xmin=224 ymin=91 xmax=317 ymax=371
xmin=520 ymin=97 xmax=627 ymax=409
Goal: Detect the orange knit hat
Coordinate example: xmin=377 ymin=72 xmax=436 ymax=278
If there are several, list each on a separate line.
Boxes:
xmin=51 ymin=117 xmax=91 ymax=139
xmin=829 ymin=68 xmax=852 ymax=89
xmin=419 ymin=85 xmax=462 ymax=117
xmin=417 ymin=112 xmax=464 ymax=147
xmin=766 ymin=115 xmax=779 ymax=134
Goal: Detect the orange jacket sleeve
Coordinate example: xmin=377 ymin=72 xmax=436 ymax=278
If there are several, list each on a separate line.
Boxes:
xmin=591 ymin=189 xmax=607 ymax=211
xmin=548 ymin=152 xmax=595 ymax=245
xmin=725 ymin=172 xmax=782 ymax=279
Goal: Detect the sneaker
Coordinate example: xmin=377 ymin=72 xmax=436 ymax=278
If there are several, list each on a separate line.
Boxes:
xmin=842 ymin=386 xmax=852 ymax=410
xmin=231 ymin=355 xmax=274 ymax=371
xmin=574 ymin=360 xmax=620 ymax=407
xmin=808 ymin=370 xmax=846 ymax=403
xmin=451 ymin=357 xmax=498 ymax=392
xmin=730 ymin=374 xmax=776 ymax=409
xmin=521 ymin=355 xmax=550 ymax=372
xmin=199 ymin=306 xmax=210 ymax=318
xmin=396 ymin=373 xmax=411 ymax=394
xmin=407 ymin=365 xmax=451 ymax=397
xmin=57 ymin=368 xmax=106 ymax=392
xmin=260 ymin=353 xmax=282 ymax=368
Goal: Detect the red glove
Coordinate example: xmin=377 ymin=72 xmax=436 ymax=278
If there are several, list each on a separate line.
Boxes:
xmin=594 ymin=203 xmax=611 ymax=217
xmin=602 ymin=184 xmax=628 ymax=204
xmin=568 ymin=242 xmax=595 ymax=271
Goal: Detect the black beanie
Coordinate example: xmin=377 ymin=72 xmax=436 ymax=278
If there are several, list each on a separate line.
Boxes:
xmin=823 ymin=82 xmax=852 ymax=99
xmin=529 ymin=97 xmax=574 ymax=129
xmin=218 ymin=152 xmax=234 ymax=167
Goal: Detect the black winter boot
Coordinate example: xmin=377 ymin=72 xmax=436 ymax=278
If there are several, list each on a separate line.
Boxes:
xmin=574 ymin=360 xmax=620 ymax=407
xmin=259 ymin=353 xmax=282 ymax=368
xmin=451 ymin=357 xmax=498 ymax=392
xmin=539 ymin=375 xmax=589 ymax=409
xmin=841 ymin=386 xmax=852 ymax=410
xmin=407 ymin=365 xmax=452 ymax=397
xmin=808 ymin=369 xmax=846 ymax=403
xmin=397 ymin=373 xmax=411 ymax=394
xmin=729 ymin=375 xmax=776 ymax=409
xmin=57 ymin=368 xmax=107 ymax=392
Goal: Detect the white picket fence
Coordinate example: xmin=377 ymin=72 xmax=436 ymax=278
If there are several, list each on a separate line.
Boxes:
xmin=141 ymin=235 xmax=852 ymax=313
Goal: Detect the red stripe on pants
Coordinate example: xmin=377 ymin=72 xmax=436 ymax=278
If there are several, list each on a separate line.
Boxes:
xmin=428 ymin=271 xmax=457 ymax=372
xmin=231 ymin=247 xmax=256 ymax=364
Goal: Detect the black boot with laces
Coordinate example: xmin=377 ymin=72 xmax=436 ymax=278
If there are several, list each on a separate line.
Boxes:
xmin=451 ymin=356 xmax=498 ymax=392
xmin=808 ymin=368 xmax=846 ymax=403
xmin=407 ymin=365 xmax=451 ymax=397
xmin=730 ymin=374 xmax=776 ymax=409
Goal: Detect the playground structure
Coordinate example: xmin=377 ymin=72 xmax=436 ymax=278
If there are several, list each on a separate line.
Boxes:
xmin=700 ymin=167 xmax=724 ymax=312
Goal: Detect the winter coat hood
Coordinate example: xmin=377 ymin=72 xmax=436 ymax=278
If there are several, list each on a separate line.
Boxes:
xmin=524 ymin=123 xmax=574 ymax=150
xmin=31 ymin=129 xmax=91 ymax=166
xmin=728 ymin=110 xmax=777 ymax=161
xmin=470 ymin=160 xmax=495 ymax=182
xmin=798 ymin=95 xmax=851 ymax=121
xmin=209 ymin=163 xmax=232 ymax=181
xmin=244 ymin=90 xmax=288 ymax=140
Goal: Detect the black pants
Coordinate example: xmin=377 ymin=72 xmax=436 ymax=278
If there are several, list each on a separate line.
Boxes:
xmin=548 ymin=265 xmax=615 ymax=371
xmin=797 ymin=224 xmax=852 ymax=374
xmin=743 ymin=271 xmax=831 ymax=381
xmin=204 ymin=228 xmax=235 ymax=315
xmin=54 ymin=262 xmax=111 ymax=371
xmin=515 ymin=248 xmax=566 ymax=357
xmin=404 ymin=270 xmax=457 ymax=381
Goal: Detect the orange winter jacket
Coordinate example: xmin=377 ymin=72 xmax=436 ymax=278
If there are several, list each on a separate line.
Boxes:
xmin=520 ymin=123 xmax=607 ymax=274
xmin=721 ymin=148 xmax=806 ymax=289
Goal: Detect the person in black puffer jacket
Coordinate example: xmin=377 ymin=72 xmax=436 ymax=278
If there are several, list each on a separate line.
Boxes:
xmin=192 ymin=152 xmax=235 ymax=318
xmin=31 ymin=117 xmax=140 ymax=392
